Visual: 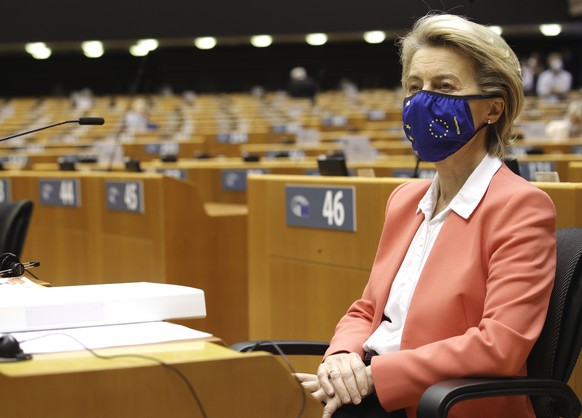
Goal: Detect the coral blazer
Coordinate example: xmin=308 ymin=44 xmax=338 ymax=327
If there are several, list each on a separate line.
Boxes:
xmin=325 ymin=164 xmax=557 ymax=418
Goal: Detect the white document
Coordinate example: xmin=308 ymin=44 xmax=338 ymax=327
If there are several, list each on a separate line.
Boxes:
xmin=0 ymin=282 xmax=206 ymax=333
xmin=13 ymin=321 xmax=212 ymax=354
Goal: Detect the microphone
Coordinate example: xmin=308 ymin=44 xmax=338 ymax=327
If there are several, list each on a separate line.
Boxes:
xmin=0 ymin=252 xmax=40 ymax=278
xmin=78 ymin=117 xmax=105 ymax=126
xmin=0 ymin=117 xmax=105 ymax=143
xmin=0 ymin=261 xmax=40 ymax=278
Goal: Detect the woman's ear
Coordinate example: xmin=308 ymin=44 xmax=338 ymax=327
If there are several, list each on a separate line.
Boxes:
xmin=488 ymin=98 xmax=505 ymax=123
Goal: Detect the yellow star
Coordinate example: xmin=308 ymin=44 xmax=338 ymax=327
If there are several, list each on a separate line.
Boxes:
xmin=408 ymin=135 xmax=414 ymax=142
xmin=405 ymin=124 xmax=411 ymax=130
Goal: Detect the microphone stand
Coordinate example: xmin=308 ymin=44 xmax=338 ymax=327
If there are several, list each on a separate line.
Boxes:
xmin=0 ymin=118 xmax=105 ymax=143
xmin=106 ymin=55 xmax=148 ymax=171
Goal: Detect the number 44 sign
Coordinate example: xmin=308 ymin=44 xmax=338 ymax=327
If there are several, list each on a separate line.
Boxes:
xmin=39 ymin=179 xmax=80 ymax=207
xmin=285 ymin=185 xmax=356 ymax=231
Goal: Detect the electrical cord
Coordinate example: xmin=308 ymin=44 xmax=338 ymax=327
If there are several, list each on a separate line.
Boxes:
xmin=24 ymin=268 xmax=42 ymax=283
xmin=20 ymin=332 xmax=208 ymax=418
xmin=248 ymin=340 xmax=307 ymax=418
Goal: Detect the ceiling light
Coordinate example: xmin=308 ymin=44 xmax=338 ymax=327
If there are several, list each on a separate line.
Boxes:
xmin=250 ymin=35 xmax=273 ymax=48
xmin=194 ymin=37 xmax=217 ymax=50
xmin=130 ymin=45 xmax=149 ymax=57
xmin=137 ymin=39 xmax=158 ymax=51
xmin=82 ymin=41 xmax=104 ymax=58
xmin=488 ymin=26 xmax=503 ymax=36
xmin=32 ymin=48 xmax=52 ymax=59
xmin=539 ymin=24 xmax=562 ymax=36
xmin=129 ymin=39 xmax=159 ymax=56
xmin=25 ymin=42 xmax=52 ymax=59
xmin=306 ymin=33 xmax=328 ymax=46
xmin=363 ymin=31 xmax=386 ymax=44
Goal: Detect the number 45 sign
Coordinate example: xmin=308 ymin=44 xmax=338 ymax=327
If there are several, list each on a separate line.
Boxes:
xmin=106 ymin=181 xmax=144 ymax=213
xmin=285 ymin=185 xmax=356 ymax=231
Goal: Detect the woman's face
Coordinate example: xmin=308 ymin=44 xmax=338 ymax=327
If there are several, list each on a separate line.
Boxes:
xmin=404 ymin=45 xmax=491 ymax=129
xmin=404 ymin=45 xmax=479 ymax=96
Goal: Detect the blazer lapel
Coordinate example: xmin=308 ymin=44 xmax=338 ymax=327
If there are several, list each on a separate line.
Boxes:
xmin=370 ymin=204 xmax=426 ymax=329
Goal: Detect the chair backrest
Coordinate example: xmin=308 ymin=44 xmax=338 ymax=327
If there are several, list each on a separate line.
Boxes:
xmin=527 ymin=227 xmax=582 ymax=417
xmin=0 ymin=200 xmax=34 ymax=258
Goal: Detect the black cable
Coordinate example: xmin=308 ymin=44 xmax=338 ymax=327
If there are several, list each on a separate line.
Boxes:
xmin=249 ymin=340 xmax=307 ymax=418
xmin=20 ymin=332 xmax=208 ymax=418
xmin=412 ymin=154 xmax=422 ymax=179
xmin=24 ymin=268 xmax=42 ymax=282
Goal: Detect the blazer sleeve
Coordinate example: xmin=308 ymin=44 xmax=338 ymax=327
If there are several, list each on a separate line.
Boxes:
xmin=372 ymin=186 xmax=557 ymax=411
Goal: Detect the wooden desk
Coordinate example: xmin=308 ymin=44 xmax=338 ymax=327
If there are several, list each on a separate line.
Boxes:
xmin=139 ymin=153 xmax=582 ymax=206
xmin=568 ymin=161 xmax=582 ymax=182
xmin=0 ymin=340 xmax=322 ymax=418
xmin=247 ymin=175 xmax=582 ymax=340
xmin=1 ymin=171 xmax=248 ymax=345
xmin=511 ymin=140 xmax=582 ymax=155
xmin=122 ymin=139 xmax=206 ymax=161
xmin=513 ymin=154 xmax=582 ymax=182
xmin=143 ymin=159 xmax=316 ymax=204
xmin=140 ymin=156 xmax=430 ymax=204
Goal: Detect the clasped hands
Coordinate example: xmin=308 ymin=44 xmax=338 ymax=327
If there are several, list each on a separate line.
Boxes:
xmin=295 ymin=352 xmax=374 ymax=418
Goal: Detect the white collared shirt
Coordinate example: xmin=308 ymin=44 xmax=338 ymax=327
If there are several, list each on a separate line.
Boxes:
xmin=362 ymin=154 xmax=502 ymax=354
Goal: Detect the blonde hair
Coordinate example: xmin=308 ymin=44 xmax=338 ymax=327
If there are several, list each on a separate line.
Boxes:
xmin=399 ymin=14 xmax=524 ymax=158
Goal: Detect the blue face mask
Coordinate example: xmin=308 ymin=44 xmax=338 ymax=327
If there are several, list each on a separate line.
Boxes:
xmin=402 ymin=90 xmax=490 ymax=162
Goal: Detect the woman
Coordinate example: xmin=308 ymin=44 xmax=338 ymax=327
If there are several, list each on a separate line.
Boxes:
xmin=297 ymin=13 xmax=556 ymax=418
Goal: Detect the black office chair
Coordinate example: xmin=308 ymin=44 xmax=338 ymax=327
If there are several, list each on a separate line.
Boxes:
xmin=417 ymin=227 xmax=582 ymax=418
xmin=231 ymin=227 xmax=582 ymax=418
xmin=317 ymin=154 xmax=350 ymax=177
xmin=0 ymin=200 xmax=34 ymax=258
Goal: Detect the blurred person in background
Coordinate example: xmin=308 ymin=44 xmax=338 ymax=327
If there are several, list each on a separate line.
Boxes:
xmin=536 ymin=52 xmax=572 ymax=100
xmin=546 ymin=99 xmax=582 ymax=140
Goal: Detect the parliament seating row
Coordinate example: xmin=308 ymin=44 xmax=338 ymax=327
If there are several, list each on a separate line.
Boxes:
xmin=2 ymin=91 xmax=577 ymax=159
xmin=137 ymin=154 xmax=582 ymax=204
xmin=22 ymin=153 xmax=582 ymax=206
xmin=7 ymin=135 xmax=582 ymax=168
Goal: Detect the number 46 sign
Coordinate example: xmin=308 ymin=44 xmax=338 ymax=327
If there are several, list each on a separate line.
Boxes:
xmin=285 ymin=185 xmax=356 ymax=231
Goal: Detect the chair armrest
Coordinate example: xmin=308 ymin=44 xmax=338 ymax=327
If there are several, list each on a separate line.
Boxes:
xmin=417 ymin=377 xmax=581 ymax=418
xmin=230 ymin=340 xmax=329 ymax=356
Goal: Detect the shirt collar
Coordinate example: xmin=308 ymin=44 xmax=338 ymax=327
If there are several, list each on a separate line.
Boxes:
xmin=417 ymin=154 xmax=502 ymax=220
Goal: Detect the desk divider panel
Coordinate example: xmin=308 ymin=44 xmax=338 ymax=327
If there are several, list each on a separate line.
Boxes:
xmin=3 ymin=171 xmax=249 ymax=345
xmin=247 ymin=175 xmax=414 ymax=341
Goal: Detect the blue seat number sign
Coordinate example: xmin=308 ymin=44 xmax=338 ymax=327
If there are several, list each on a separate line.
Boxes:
xmin=286 ymin=185 xmax=356 ymax=231
xmin=105 ymin=180 xmax=144 ymax=213
xmin=39 ymin=179 xmax=80 ymax=207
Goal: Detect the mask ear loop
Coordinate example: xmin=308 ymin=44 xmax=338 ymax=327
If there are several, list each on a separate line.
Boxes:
xmin=474 ymin=122 xmax=490 ymax=135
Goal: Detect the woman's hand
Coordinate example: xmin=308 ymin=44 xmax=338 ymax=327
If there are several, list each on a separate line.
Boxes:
xmin=316 ymin=353 xmax=374 ymax=405
xmin=294 ymin=373 xmax=344 ymax=418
